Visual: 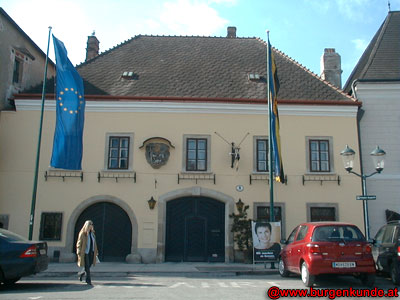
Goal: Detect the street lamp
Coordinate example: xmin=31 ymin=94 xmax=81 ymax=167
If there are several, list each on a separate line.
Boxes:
xmin=340 ymin=145 xmax=386 ymax=240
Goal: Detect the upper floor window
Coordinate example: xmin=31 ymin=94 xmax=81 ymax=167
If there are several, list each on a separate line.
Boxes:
xmin=253 ymin=136 xmax=275 ymax=173
xmin=108 ymin=136 xmax=130 ymax=169
xmin=256 ymin=139 xmax=268 ymax=172
xmin=183 ymin=135 xmax=211 ymax=172
xmin=187 ymin=138 xmax=207 ymax=171
xmin=306 ymin=137 xmax=334 ymax=173
xmin=104 ymin=133 xmax=134 ymax=171
xmin=13 ymin=58 xmax=23 ymax=84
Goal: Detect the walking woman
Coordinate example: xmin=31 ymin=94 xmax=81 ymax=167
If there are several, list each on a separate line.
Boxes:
xmin=76 ymin=220 xmax=98 ymax=285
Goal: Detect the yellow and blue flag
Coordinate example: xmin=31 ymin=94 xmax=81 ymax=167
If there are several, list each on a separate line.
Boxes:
xmin=50 ymin=35 xmax=85 ymax=170
xmin=267 ymin=38 xmax=284 ymax=183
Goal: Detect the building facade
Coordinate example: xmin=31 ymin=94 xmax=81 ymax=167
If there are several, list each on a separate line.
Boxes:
xmin=0 ymin=8 xmax=55 ymax=112
xmin=344 ymin=11 xmax=400 ymax=237
xmin=0 ymin=29 xmax=364 ymax=263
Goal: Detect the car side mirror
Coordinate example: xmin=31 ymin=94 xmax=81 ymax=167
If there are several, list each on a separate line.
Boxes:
xmin=367 ymin=238 xmax=375 ymax=244
xmin=280 ymin=239 xmax=287 ymax=245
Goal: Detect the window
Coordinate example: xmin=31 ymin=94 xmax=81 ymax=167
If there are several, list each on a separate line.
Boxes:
xmin=13 ymin=58 xmax=23 ymax=84
xmin=256 ymin=139 xmax=268 ymax=172
xmin=253 ymin=136 xmax=275 ymax=173
xmin=183 ymin=135 xmax=211 ymax=172
xmin=256 ymin=206 xmax=282 ymax=222
xmin=309 ymin=206 xmax=336 ymax=221
xmin=108 ymin=136 xmax=130 ymax=169
xmin=287 ymin=227 xmax=299 ymax=244
xmin=296 ymin=225 xmax=308 ymax=241
xmin=310 ymin=140 xmax=330 ymax=172
xmin=382 ymin=225 xmax=396 ymax=243
xmin=306 ymin=137 xmax=334 ymax=173
xmin=39 ymin=213 xmax=62 ymax=240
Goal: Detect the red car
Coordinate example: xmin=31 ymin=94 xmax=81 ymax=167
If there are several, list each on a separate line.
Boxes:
xmin=278 ymin=222 xmax=375 ymax=287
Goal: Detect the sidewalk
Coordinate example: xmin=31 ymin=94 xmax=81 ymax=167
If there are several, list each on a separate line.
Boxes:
xmin=38 ymin=262 xmax=279 ymax=277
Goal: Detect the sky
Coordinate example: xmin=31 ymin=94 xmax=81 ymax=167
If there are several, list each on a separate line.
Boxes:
xmin=1 ymin=0 xmax=399 ymax=87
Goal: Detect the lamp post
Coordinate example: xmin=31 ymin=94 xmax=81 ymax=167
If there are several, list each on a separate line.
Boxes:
xmin=340 ymin=145 xmax=386 ymax=240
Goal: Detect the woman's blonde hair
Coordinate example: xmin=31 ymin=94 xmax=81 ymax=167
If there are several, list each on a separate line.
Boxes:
xmin=81 ymin=220 xmax=94 ymax=234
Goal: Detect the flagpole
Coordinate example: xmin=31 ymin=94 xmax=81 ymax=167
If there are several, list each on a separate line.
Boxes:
xmin=29 ymin=26 xmax=52 ymax=240
xmin=266 ymin=31 xmax=275 ymax=223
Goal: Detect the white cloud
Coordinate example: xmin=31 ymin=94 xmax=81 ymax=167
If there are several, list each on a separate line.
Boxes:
xmin=159 ymin=0 xmax=229 ymax=35
xmin=352 ymin=38 xmax=368 ymax=51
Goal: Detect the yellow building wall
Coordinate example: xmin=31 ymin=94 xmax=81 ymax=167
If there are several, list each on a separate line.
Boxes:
xmin=0 ymin=101 xmax=363 ymax=262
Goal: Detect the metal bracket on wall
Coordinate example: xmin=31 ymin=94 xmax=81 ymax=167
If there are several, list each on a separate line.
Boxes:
xmin=44 ymin=170 xmax=83 ymax=182
xmin=178 ymin=173 xmax=216 ymax=184
xmin=302 ymin=174 xmax=340 ymax=186
xmin=249 ymin=174 xmax=288 ymax=185
xmin=97 ymin=171 xmax=136 ymax=183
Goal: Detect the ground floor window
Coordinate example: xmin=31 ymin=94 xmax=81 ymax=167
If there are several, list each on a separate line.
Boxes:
xmin=308 ymin=205 xmax=337 ymax=221
xmin=40 ymin=212 xmax=62 ymax=240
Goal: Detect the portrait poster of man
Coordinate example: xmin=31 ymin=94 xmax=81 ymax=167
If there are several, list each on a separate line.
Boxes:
xmin=252 ymin=221 xmax=281 ymax=262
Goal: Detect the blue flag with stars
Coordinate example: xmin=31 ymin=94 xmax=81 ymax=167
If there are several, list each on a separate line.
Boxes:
xmin=50 ymin=35 xmax=85 ymax=170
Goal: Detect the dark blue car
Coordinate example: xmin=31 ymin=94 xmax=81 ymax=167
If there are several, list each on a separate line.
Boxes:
xmin=0 ymin=228 xmax=48 ymax=285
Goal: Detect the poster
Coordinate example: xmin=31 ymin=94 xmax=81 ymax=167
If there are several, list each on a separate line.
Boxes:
xmin=252 ymin=221 xmax=281 ymax=261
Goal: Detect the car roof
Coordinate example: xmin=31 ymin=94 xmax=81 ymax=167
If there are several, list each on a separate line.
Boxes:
xmin=299 ymin=222 xmax=359 ymax=227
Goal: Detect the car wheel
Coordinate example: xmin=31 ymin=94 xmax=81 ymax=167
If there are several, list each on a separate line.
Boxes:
xmin=3 ymin=277 xmax=21 ymax=286
xmin=360 ymin=273 xmax=375 ymax=287
xmin=278 ymin=257 xmax=290 ymax=277
xmin=390 ymin=263 xmax=400 ymax=286
xmin=301 ymin=262 xmax=315 ymax=287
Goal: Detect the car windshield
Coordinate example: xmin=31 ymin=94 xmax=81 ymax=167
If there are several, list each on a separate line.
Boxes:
xmin=312 ymin=225 xmax=365 ymax=242
xmin=0 ymin=229 xmax=28 ymax=242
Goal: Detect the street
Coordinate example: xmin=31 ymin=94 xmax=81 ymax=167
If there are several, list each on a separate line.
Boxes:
xmin=0 ymin=273 xmax=397 ymax=300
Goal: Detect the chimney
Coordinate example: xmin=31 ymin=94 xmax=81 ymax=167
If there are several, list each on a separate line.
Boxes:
xmin=86 ymin=32 xmax=99 ymax=61
xmin=227 ymin=26 xmax=236 ymax=38
xmin=320 ymin=48 xmax=342 ymax=88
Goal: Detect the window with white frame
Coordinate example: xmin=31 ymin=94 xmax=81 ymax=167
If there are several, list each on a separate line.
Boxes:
xmin=182 ymin=135 xmax=211 ymax=172
xmin=306 ymin=137 xmax=334 ymax=173
xmin=105 ymin=133 xmax=134 ymax=171
xmin=253 ymin=136 xmax=275 ymax=173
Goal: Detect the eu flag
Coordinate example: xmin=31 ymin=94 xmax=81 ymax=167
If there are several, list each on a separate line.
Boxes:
xmin=267 ymin=37 xmax=284 ymax=183
xmin=50 ymin=35 xmax=85 ymax=170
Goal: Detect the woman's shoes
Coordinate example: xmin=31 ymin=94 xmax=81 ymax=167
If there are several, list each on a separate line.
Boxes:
xmin=79 ymin=272 xmax=84 ymax=282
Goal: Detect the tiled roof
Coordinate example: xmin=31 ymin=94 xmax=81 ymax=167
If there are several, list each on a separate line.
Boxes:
xmin=25 ymin=35 xmax=354 ymax=104
xmin=344 ymin=11 xmax=400 ymax=92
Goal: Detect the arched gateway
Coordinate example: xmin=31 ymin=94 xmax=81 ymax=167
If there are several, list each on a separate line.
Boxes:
xmin=73 ymin=202 xmax=132 ymax=261
xmin=165 ymin=196 xmax=225 ymax=262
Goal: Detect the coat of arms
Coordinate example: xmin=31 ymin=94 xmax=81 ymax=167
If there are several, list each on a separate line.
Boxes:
xmin=145 ymin=143 xmax=170 ymax=169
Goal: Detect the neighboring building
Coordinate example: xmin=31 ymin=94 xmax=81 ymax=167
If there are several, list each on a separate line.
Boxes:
xmin=344 ymin=11 xmax=400 ymax=237
xmin=0 ymin=27 xmax=363 ymax=263
xmin=0 ymin=8 xmax=55 ymax=112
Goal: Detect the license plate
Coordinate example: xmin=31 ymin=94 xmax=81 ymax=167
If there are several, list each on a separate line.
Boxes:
xmin=332 ymin=262 xmax=356 ymax=268
xmin=40 ymin=249 xmax=46 ymax=255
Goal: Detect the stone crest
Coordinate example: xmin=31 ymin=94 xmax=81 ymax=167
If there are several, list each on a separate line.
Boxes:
xmin=145 ymin=143 xmax=170 ymax=169
xmin=140 ymin=137 xmax=175 ymax=169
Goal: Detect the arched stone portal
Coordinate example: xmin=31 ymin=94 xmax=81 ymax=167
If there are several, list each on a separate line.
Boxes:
xmin=157 ymin=187 xmax=235 ymax=263
xmin=62 ymin=195 xmax=140 ymax=263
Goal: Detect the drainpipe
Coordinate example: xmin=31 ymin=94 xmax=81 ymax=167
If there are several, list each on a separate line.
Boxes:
xmin=351 ymin=79 xmax=369 ymax=237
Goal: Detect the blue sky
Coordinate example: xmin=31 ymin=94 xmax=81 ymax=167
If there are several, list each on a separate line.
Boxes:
xmin=1 ymin=0 xmax=399 ymax=87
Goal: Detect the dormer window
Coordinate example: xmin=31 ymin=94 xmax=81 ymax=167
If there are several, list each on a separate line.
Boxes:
xmin=248 ymin=73 xmax=260 ymax=81
xmin=121 ymin=71 xmax=138 ymax=80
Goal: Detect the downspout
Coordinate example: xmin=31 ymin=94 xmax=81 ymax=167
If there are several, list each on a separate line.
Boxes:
xmin=351 ymin=79 xmax=368 ymax=236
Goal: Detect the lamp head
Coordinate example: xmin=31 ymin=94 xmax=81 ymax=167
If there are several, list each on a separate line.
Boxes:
xmin=370 ymin=145 xmax=386 ymax=173
xmin=340 ymin=145 xmax=355 ymax=172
